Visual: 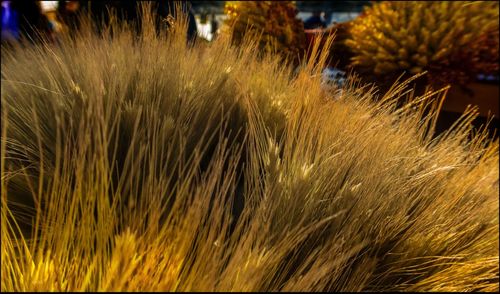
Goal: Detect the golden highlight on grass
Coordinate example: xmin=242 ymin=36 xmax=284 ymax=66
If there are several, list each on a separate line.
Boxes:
xmin=1 ymin=3 xmax=498 ymax=292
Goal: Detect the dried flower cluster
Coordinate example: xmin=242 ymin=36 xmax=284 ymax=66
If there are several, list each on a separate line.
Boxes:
xmin=224 ymin=1 xmax=306 ymax=65
xmin=346 ymin=1 xmax=499 ymax=86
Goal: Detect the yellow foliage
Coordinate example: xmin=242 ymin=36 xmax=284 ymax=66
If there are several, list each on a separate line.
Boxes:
xmin=347 ymin=1 xmax=499 ymax=86
xmin=224 ymin=1 xmax=306 ymax=65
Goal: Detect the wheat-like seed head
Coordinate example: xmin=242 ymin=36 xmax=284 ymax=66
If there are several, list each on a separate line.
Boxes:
xmin=1 ymin=2 xmax=498 ymax=292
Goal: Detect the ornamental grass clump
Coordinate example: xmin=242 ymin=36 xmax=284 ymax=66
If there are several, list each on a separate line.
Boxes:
xmin=346 ymin=1 xmax=499 ymax=88
xmin=1 ymin=3 xmax=499 ymax=292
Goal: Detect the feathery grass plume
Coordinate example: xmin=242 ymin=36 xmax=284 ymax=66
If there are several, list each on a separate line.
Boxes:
xmin=346 ymin=1 xmax=499 ymax=89
xmin=1 ymin=2 xmax=499 ymax=292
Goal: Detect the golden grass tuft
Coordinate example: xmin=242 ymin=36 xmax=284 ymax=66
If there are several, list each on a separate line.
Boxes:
xmin=1 ymin=3 xmax=498 ymax=292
